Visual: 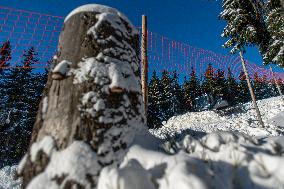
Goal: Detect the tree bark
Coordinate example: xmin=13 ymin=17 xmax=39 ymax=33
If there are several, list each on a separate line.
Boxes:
xmin=239 ymin=51 xmax=265 ymax=128
xmin=270 ymin=66 xmax=284 ymax=98
xmin=18 ymin=4 xmax=144 ymax=189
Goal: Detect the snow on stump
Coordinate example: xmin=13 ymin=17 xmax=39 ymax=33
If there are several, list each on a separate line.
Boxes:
xmin=18 ymin=4 xmax=144 ymax=188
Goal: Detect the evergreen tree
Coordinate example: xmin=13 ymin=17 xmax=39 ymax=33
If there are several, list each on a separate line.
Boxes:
xmin=183 ymin=76 xmax=192 ymax=111
xmin=10 ymin=47 xmax=39 ymax=130
xmin=0 ymin=47 xmax=41 ymax=166
xmin=171 ymin=71 xmax=184 ymax=115
xmin=220 ymin=0 xmax=283 ymax=67
xmin=148 ymin=71 xmax=163 ymax=128
xmin=214 ymin=68 xmax=227 ymax=100
xmin=160 ymin=70 xmax=174 ymax=120
xmin=225 ymin=68 xmax=239 ymax=105
xmin=188 ymin=67 xmax=201 ymax=111
xmin=260 ymin=74 xmax=272 ymax=99
xmin=202 ymin=63 xmax=215 ymax=105
xmin=0 ymin=41 xmax=11 ymax=72
xmin=276 ymin=77 xmax=284 ymax=95
xmin=253 ymin=72 xmax=263 ymax=99
xmin=238 ymin=71 xmax=250 ymax=103
xmin=262 ymin=0 xmax=284 ymax=66
xmin=220 ymin=0 xmax=269 ymax=54
xmin=0 ymin=41 xmax=12 ymax=114
xmin=267 ymin=78 xmax=278 ymax=97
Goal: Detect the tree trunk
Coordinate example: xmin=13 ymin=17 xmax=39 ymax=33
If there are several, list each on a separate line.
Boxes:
xmin=239 ymin=51 xmax=265 ymax=128
xmin=18 ymin=4 xmax=144 ymax=189
xmin=269 ymin=66 xmax=283 ymax=98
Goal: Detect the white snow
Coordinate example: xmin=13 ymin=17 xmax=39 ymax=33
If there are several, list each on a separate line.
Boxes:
xmin=98 ymin=160 xmax=156 ymax=189
xmin=0 ymin=165 xmax=21 ymax=189
xmin=98 ymin=128 xmax=284 ymax=189
xmin=30 ymin=136 xmax=56 ymax=162
xmin=269 ymin=110 xmax=284 ymax=127
xmin=213 ymin=100 xmax=228 ymax=110
xmin=97 ymin=97 xmax=284 ymax=189
xmin=2 ymin=97 xmax=284 ymax=189
xmin=52 ymin=60 xmax=72 ymax=76
xmin=27 ymin=139 xmax=101 ymax=189
xmin=71 ymin=57 xmax=141 ymax=93
xmin=64 ymin=4 xmax=138 ymax=35
xmin=151 ymin=96 xmax=284 ymax=139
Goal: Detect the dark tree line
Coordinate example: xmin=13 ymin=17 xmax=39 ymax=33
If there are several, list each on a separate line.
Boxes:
xmin=0 ymin=40 xmax=48 ymax=167
xmin=148 ymin=63 xmax=284 ymax=128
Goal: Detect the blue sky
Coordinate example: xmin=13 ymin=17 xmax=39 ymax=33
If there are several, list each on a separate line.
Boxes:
xmin=0 ymin=0 xmax=282 ymax=72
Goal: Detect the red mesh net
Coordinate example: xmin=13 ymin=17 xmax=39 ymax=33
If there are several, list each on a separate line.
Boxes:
xmin=0 ymin=6 xmax=283 ymax=82
xmin=0 ymin=6 xmax=63 ymax=68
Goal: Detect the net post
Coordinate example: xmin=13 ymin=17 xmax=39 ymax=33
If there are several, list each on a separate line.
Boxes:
xmin=141 ymin=15 xmax=148 ymax=122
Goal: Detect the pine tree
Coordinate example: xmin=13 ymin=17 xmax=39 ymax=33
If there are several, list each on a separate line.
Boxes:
xmin=267 ymin=77 xmax=278 ymax=97
xmin=188 ymin=67 xmax=201 ymax=111
xmin=225 ymin=68 xmax=239 ymax=105
xmin=276 ymin=77 xmax=284 ymax=95
xmin=148 ymin=71 xmax=163 ymax=128
xmin=262 ymin=0 xmax=284 ymax=66
xmin=202 ymin=63 xmax=215 ymax=105
xmin=253 ymin=72 xmax=263 ymax=99
xmin=0 ymin=41 xmax=11 ymax=73
xmin=0 ymin=41 xmax=12 ymax=118
xmin=160 ymin=70 xmax=174 ymax=120
xmin=260 ymin=74 xmax=272 ymax=99
xmin=220 ymin=0 xmax=269 ymax=54
xmin=171 ymin=71 xmax=184 ymax=115
xmin=214 ymin=68 xmax=227 ymax=100
xmin=0 ymin=47 xmax=39 ymax=166
xmin=238 ymin=71 xmax=250 ymax=103
xmin=183 ymin=76 xmax=191 ymax=111
xmin=16 ymin=47 xmax=39 ymax=130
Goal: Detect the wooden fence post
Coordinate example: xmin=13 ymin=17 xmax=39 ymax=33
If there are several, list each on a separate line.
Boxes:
xmin=269 ymin=66 xmax=283 ymax=98
xmin=239 ymin=50 xmax=265 ymax=128
xmin=141 ymin=15 xmax=148 ymax=121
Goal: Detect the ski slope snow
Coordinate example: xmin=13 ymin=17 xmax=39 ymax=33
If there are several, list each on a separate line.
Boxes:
xmin=1 ymin=96 xmax=284 ymax=189
xmin=151 ymin=96 xmax=284 ymax=139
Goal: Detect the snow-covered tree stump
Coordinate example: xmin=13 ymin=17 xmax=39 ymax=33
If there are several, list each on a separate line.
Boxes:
xmin=18 ymin=4 xmax=144 ymax=189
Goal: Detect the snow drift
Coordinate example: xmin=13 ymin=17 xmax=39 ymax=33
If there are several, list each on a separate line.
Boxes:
xmin=151 ymin=96 xmax=284 ymax=138
xmin=3 ymin=96 xmax=284 ymax=189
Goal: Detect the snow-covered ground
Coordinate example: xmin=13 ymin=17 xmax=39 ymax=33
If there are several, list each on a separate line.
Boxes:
xmin=99 ymin=130 xmax=284 ymax=189
xmin=151 ymin=96 xmax=284 ymax=139
xmin=0 ymin=166 xmax=21 ymax=189
xmin=1 ymin=96 xmax=284 ymax=189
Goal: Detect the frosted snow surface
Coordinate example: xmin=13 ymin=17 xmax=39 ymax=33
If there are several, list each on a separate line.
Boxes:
xmin=269 ymin=110 xmax=284 ymax=128
xmin=98 ymin=159 xmax=155 ymax=189
xmin=98 ymin=128 xmax=284 ymax=189
xmin=30 ymin=136 xmax=55 ymax=162
xmin=64 ymin=4 xmax=138 ymax=35
xmin=2 ymin=97 xmax=284 ymax=189
xmin=72 ymin=57 xmax=141 ymax=93
xmin=0 ymin=165 xmax=21 ymax=189
xmin=151 ymin=96 xmax=284 ymax=139
xmin=27 ymin=137 xmax=101 ymax=189
xmin=52 ymin=60 xmax=72 ymax=76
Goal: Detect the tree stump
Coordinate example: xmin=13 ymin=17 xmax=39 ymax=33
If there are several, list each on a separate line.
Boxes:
xmin=18 ymin=4 xmax=144 ymax=189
